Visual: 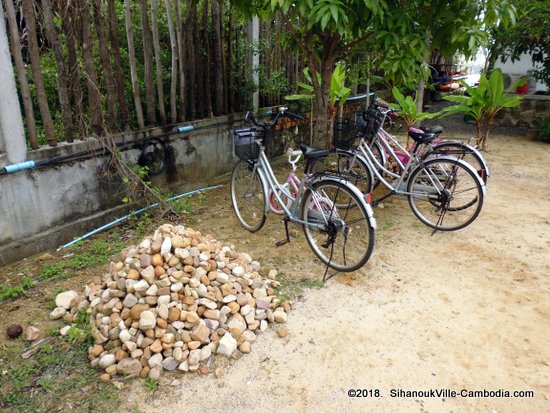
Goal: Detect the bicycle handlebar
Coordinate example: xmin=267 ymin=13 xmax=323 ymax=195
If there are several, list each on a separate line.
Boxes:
xmin=245 ymin=107 xmax=303 ymax=129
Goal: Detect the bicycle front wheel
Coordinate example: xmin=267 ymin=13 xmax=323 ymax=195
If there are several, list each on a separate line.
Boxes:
xmin=230 ymin=160 xmax=267 ymax=232
xmin=301 ymin=179 xmax=375 ymax=272
xmin=407 ymin=158 xmax=484 ymax=231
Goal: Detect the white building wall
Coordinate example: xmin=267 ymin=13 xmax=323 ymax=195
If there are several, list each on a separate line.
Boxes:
xmin=495 ymin=52 xmax=547 ymax=92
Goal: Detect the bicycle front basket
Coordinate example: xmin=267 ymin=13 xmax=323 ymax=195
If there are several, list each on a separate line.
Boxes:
xmin=234 ymin=127 xmax=262 ymax=161
xmin=361 ymin=107 xmax=386 ymax=140
xmin=333 ymin=119 xmax=358 ymax=150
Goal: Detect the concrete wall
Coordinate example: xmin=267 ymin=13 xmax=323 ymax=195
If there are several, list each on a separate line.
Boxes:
xmin=0 ymin=115 xmax=243 ymax=265
xmin=494 ymin=52 xmax=548 ymax=92
xmin=494 ymin=94 xmax=550 ymax=129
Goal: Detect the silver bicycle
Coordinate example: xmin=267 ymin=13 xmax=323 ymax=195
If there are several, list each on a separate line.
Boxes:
xmin=230 ymin=107 xmax=376 ymax=272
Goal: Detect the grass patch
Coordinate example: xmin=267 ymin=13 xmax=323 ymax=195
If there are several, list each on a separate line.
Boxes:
xmin=0 ymin=314 xmax=119 ymax=412
xmin=274 ymin=273 xmax=325 ymax=307
xmin=0 ymin=239 xmax=124 ymax=304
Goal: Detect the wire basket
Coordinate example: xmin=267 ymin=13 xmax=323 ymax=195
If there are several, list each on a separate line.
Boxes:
xmin=332 ymin=119 xmax=358 ymax=150
xmin=358 ymin=107 xmax=386 ymax=141
xmin=233 ymin=127 xmax=262 ymax=161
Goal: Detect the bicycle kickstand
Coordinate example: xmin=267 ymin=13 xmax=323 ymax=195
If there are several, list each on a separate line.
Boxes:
xmin=275 ymin=217 xmax=291 ymax=247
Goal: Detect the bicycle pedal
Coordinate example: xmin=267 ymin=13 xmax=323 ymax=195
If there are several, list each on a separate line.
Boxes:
xmin=275 ymin=239 xmax=289 ymax=247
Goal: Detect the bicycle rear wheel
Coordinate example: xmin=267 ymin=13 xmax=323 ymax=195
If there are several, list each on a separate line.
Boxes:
xmin=301 ymin=179 xmax=375 ymax=272
xmin=230 ymin=160 xmax=267 ymax=232
xmin=407 ymin=158 xmax=484 ymax=231
xmin=307 ymin=150 xmax=374 ymax=195
xmin=425 ymin=141 xmax=489 ymax=183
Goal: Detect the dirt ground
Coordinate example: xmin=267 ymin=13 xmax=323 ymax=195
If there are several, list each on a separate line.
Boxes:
xmin=2 ymin=126 xmax=550 ymax=412
xmin=117 ymin=128 xmax=550 ymax=412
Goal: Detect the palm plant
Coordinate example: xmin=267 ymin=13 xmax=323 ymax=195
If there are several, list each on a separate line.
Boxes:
xmin=441 ymin=70 xmax=524 ymax=149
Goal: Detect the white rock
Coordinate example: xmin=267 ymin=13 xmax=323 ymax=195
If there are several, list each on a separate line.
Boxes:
xmin=157 ymin=304 xmax=169 ymax=320
xmin=145 ymin=284 xmax=158 ymax=296
xmin=273 ymin=310 xmax=287 ymax=323
xmin=123 ymin=293 xmax=138 ymax=308
xmin=161 ymin=237 xmax=172 ymax=254
xmin=232 ymin=266 xmax=245 ymax=276
xmin=188 ymin=349 xmax=201 ymax=370
xmin=98 ymin=354 xmax=116 ymax=369
xmin=178 ymin=360 xmax=189 ymax=372
xmin=59 ymin=325 xmax=71 ymax=336
xmin=49 ymin=307 xmax=67 ymax=320
xmin=170 ymin=282 xmax=183 ymax=292
xmin=55 ymin=291 xmax=79 ymax=309
xmin=216 ymin=272 xmax=229 ymax=284
xmin=217 ymin=333 xmax=237 ymax=357
xmin=134 ymin=279 xmax=150 ymax=292
xmin=139 ymin=311 xmax=157 ymax=330
xmin=222 ymin=294 xmax=237 ymax=303
xmin=140 ymin=239 xmax=151 ymax=250
xmin=148 ymin=353 xmax=163 ymax=368
xmin=200 ymin=346 xmax=212 ymax=361
xmin=119 ymin=330 xmax=132 ymax=343
xmin=174 ymin=248 xmax=190 ymax=259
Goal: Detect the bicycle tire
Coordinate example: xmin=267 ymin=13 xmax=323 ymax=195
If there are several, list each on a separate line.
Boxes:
xmin=307 ymin=150 xmax=374 ymax=195
xmin=230 ymin=160 xmax=267 ymax=232
xmin=407 ymin=158 xmax=484 ymax=231
xmin=301 ymin=179 xmax=375 ymax=272
xmin=424 ymin=141 xmax=489 ymax=183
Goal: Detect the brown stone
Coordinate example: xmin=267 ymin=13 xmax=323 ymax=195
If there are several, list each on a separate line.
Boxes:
xmin=228 ymin=302 xmax=240 ymax=315
xmin=229 ymin=327 xmax=243 ymax=341
xmin=203 ymin=309 xmax=220 ymax=320
xmin=145 ymin=329 xmax=155 ymax=339
xmin=127 ymin=269 xmax=140 ymax=280
xmin=140 ymin=366 xmax=150 ymax=378
xmin=277 ymin=328 xmax=289 ymax=338
xmin=183 ymin=256 xmax=194 ymax=266
xmin=154 ymin=266 xmax=166 ymax=277
xmin=183 ymin=296 xmax=195 ymax=305
xmin=115 ymin=349 xmax=129 ymax=362
xmin=100 ymin=373 xmax=111 ymax=382
xmin=180 ymin=330 xmax=192 ymax=343
xmin=200 ymin=365 xmax=210 ymax=375
xmin=89 ymin=345 xmax=104 ymax=358
xmin=197 ymin=306 xmax=205 ymax=317
xmin=183 ymin=265 xmax=195 ymax=273
xmin=157 ymin=318 xmax=168 ymax=329
xmin=220 ymin=282 xmax=233 ymax=296
xmin=169 ymin=308 xmax=181 ymax=322
xmin=187 ymin=340 xmax=201 ymax=350
xmin=210 ymin=332 xmax=219 ymax=342
xmin=208 ymin=260 xmax=217 ymax=271
xmin=186 ymin=311 xmax=199 ymax=323
xmin=152 ymin=254 xmax=163 ymax=267
xmin=191 ymin=323 xmax=210 ymax=343
xmin=200 ymin=275 xmax=210 ymax=286
xmin=129 ymin=304 xmax=149 ymax=320
xmin=150 ymin=339 xmax=163 ymax=353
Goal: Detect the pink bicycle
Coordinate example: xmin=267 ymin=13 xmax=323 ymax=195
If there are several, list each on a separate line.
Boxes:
xmin=269 ymin=148 xmax=303 ymax=214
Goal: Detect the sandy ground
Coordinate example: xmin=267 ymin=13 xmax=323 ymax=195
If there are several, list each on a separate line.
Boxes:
xmin=115 ymin=130 xmax=550 ymax=412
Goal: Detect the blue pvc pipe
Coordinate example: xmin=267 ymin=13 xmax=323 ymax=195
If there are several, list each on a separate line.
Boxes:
xmin=3 ymin=160 xmax=36 ymax=174
xmin=57 ymin=184 xmax=222 ymax=250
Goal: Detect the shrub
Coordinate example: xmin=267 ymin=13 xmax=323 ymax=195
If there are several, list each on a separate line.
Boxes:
xmin=536 ymin=117 xmax=550 ymax=143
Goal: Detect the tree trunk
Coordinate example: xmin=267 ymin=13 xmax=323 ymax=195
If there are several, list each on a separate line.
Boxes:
xmin=202 ymin=1 xmax=213 ymax=118
xmin=151 ymin=0 xmax=167 ymax=125
xmin=165 ymin=0 xmax=178 ymax=123
xmin=60 ymin=0 xmax=86 ymax=138
xmin=138 ymin=0 xmax=157 ymax=124
xmin=226 ymin=4 xmax=234 ymax=111
xmin=175 ymin=0 xmax=186 ymax=121
xmin=92 ymin=0 xmax=118 ymax=132
xmin=79 ymin=0 xmax=104 ymax=136
xmin=124 ymin=0 xmax=145 ymax=129
xmin=4 ymin=0 xmax=38 ymax=148
xmin=21 ymin=0 xmax=57 ymax=146
xmin=212 ymin=0 xmax=224 ymax=114
xmin=185 ymin=0 xmax=196 ymax=119
xmin=192 ymin=7 xmax=204 ymax=118
xmin=108 ymin=0 xmax=130 ymax=129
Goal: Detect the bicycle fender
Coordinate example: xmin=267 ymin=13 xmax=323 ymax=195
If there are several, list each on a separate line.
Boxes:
xmin=314 ymin=175 xmax=377 ymax=230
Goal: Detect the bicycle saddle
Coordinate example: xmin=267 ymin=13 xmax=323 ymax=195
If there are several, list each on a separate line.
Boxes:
xmin=421 ymin=125 xmax=444 ymax=134
xmin=299 ymin=143 xmax=330 ymax=159
xmin=408 ymin=127 xmax=437 ymax=145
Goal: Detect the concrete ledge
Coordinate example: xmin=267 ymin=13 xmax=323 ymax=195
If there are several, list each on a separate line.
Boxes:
xmin=0 ymin=203 xmax=131 ymax=266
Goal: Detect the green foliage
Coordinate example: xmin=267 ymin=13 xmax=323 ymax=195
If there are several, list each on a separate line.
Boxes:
xmin=143 ymin=377 xmax=158 ymax=391
xmin=0 ymin=335 xmax=118 ymax=411
xmin=442 ymin=69 xmax=523 ymax=148
xmin=536 ymin=117 xmax=550 ymax=143
xmin=390 ymin=88 xmax=439 ymax=128
xmin=489 ymin=0 xmax=549 ymax=88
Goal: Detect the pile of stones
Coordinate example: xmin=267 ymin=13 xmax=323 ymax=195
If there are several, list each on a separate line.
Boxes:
xmin=50 ymin=224 xmax=288 ymax=381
